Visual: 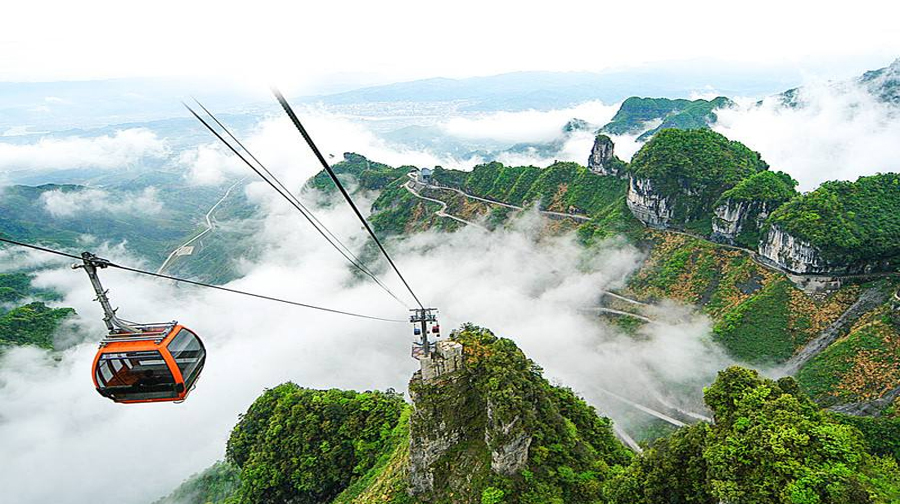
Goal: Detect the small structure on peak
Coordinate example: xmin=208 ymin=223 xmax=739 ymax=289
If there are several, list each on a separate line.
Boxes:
xmin=419 ymin=340 xmax=464 ymax=381
xmin=417 ymin=167 xmax=433 ymax=185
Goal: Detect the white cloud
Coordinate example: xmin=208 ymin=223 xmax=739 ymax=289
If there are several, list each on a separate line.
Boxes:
xmin=40 ymin=187 xmax=163 ymax=217
xmin=441 ymin=101 xmax=619 ymax=144
xmin=0 ymin=129 xmax=168 ymax=173
xmin=713 ymin=81 xmax=900 ymax=190
xmin=180 ymin=108 xmax=476 ymax=186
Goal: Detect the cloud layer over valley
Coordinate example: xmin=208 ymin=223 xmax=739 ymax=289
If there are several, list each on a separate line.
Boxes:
xmin=714 ymin=79 xmax=900 ymax=190
xmin=0 ymin=188 xmax=736 ymax=504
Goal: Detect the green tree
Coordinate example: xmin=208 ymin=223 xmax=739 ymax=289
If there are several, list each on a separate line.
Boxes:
xmin=225 ymin=384 xmax=406 ymax=504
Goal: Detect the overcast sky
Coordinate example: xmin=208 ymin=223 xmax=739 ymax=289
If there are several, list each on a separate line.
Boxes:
xmin=2 ymin=0 xmax=898 ymax=93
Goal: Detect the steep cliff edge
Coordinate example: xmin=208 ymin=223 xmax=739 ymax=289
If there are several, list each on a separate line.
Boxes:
xmin=762 ymin=173 xmax=900 ymax=275
xmin=626 ymin=129 xmax=769 ymax=232
xmin=406 ymin=325 xmax=632 ymax=503
xmin=711 ymin=170 xmax=798 ymax=247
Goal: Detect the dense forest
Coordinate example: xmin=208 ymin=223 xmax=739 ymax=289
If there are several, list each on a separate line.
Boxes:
xmin=0 ymin=273 xmax=74 ymax=349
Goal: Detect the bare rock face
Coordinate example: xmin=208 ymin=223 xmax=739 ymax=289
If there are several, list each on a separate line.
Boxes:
xmin=485 ymin=399 xmax=531 ymax=475
xmin=588 ymin=134 xmax=622 ymax=177
xmin=758 ymin=225 xmax=830 ymax=274
xmin=626 ymin=176 xmax=673 ymax=228
xmin=407 ymin=341 xmax=532 ymax=501
xmin=711 ymin=199 xmax=775 ymax=244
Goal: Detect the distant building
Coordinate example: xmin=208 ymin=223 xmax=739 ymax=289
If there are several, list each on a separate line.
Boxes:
xmin=418 ymin=168 xmax=433 ymax=184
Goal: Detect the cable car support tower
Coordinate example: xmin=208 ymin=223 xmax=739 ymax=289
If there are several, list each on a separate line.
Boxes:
xmin=410 ymin=307 xmax=440 ymax=359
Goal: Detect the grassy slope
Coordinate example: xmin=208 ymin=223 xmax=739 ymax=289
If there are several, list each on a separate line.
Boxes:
xmin=623 ymin=231 xmax=863 ymax=365
xmin=798 ymin=306 xmax=900 ymax=406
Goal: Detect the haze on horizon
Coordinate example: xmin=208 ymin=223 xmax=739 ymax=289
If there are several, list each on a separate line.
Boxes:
xmin=1 ymin=0 xmax=898 ymax=95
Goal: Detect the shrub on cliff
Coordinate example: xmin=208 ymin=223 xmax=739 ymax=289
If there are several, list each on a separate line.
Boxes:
xmin=224 ymin=384 xmax=407 ymax=504
xmin=606 ymin=366 xmax=900 ymax=503
xmin=307 ymin=152 xmax=408 ymax=193
xmin=716 ymin=170 xmax=798 ymax=206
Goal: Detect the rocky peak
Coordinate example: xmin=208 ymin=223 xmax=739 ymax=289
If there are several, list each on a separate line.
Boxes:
xmin=588 ymin=134 xmax=622 ymax=177
xmin=407 ymin=325 xmax=630 ymax=503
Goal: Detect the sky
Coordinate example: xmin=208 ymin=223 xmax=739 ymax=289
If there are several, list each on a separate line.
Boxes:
xmin=1 ymin=0 xmax=898 ymax=92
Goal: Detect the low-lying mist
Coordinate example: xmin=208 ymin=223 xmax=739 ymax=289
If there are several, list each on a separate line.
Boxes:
xmin=0 ymin=185 xmax=736 ymax=504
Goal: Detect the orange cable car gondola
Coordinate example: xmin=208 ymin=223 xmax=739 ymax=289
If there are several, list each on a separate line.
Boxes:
xmin=76 ymin=252 xmax=206 ymax=404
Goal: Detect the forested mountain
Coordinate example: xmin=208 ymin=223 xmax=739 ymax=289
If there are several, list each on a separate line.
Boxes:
xmin=599 ymin=96 xmax=732 ymax=141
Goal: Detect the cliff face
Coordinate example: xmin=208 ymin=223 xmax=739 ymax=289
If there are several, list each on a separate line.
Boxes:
xmin=587 ymin=134 xmax=623 ymax=177
xmin=758 ymin=225 xmax=894 ymax=275
xmin=626 ymin=176 xmax=673 ymax=228
xmin=407 ymin=326 xmax=631 ymax=504
xmin=711 ymin=199 xmax=776 ymax=245
xmin=758 ymin=225 xmax=832 ymax=274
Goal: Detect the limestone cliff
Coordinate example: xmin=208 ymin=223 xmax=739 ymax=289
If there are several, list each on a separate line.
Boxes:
xmin=626 ymin=129 xmax=768 ymax=232
xmin=406 ymin=325 xmax=631 ymax=503
xmin=758 ymin=225 xmax=832 ymax=274
xmin=711 ymin=170 xmax=798 ymax=247
xmin=711 ymin=199 xmax=773 ymax=244
xmin=587 ymin=134 xmax=624 ymax=177
xmin=626 ymin=176 xmax=674 ymax=228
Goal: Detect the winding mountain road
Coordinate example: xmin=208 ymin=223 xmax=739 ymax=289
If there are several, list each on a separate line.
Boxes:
xmin=157 ymin=179 xmax=243 ymax=274
xmin=403 ymin=181 xmax=487 ymax=230
xmin=408 ymin=174 xmax=590 ymax=222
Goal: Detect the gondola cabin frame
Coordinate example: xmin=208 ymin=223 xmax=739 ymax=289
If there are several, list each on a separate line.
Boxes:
xmin=92 ymin=322 xmax=206 ymax=404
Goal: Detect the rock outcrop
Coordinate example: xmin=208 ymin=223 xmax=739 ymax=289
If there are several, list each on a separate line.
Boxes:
xmin=712 ymin=199 xmax=775 ymax=244
xmin=587 ymin=134 xmax=622 ymax=177
xmin=408 ymin=339 xmax=533 ymax=501
xmin=407 ymin=326 xmax=630 ymax=503
xmin=759 ymin=224 xmax=894 ymax=275
xmin=626 ymin=177 xmax=673 ymax=228
xmin=758 ymin=225 xmax=831 ymax=274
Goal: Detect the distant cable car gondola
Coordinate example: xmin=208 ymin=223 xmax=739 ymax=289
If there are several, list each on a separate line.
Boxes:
xmin=76 ymin=252 xmax=206 ymax=404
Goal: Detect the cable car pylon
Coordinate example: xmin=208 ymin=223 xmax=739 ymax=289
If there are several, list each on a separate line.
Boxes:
xmin=410 ymin=307 xmax=440 ymax=360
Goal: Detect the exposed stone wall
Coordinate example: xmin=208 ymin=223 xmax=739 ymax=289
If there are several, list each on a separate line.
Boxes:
xmin=626 ymin=176 xmax=673 ymax=228
xmin=758 ymin=225 xmax=892 ymax=275
xmin=711 ymin=199 xmax=774 ymax=244
xmin=758 ymin=225 xmax=831 ymax=274
xmin=408 ymin=340 xmax=533 ymax=501
xmin=485 ymin=399 xmax=532 ymax=476
xmin=587 ymin=134 xmax=622 ymax=177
